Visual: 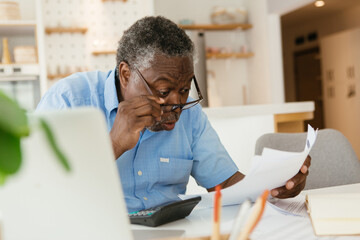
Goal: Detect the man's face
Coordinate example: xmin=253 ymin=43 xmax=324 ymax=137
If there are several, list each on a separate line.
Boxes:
xmin=128 ymin=55 xmax=194 ymax=132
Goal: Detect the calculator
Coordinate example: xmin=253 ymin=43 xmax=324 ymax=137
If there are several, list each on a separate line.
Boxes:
xmin=128 ymin=196 xmax=201 ymax=227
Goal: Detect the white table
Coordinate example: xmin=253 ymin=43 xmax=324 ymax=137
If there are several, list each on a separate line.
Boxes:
xmin=131 ymin=183 xmax=360 ymax=240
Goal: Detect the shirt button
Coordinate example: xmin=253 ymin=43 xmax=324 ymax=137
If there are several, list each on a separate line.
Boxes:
xmin=138 ymin=171 xmax=142 ymax=176
xmin=143 ymin=197 xmax=148 ymax=201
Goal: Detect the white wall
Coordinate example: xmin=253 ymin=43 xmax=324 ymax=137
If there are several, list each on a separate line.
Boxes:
xmin=282 ymin=3 xmax=360 ymax=102
xmin=16 ymin=0 xmax=36 ymax=20
xmin=246 ymin=0 xmax=285 ymax=104
xmin=268 ymin=0 xmax=313 ymax=15
xmin=154 ymin=0 xmax=248 ymax=24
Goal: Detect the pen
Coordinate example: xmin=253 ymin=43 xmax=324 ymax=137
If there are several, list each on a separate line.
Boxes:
xmin=211 ymin=185 xmax=222 ymax=240
xmin=237 ymin=190 xmax=269 ymax=240
xmin=228 ymin=199 xmax=251 ymax=240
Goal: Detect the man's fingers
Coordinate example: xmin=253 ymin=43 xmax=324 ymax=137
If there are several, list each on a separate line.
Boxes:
xmin=271 ymin=182 xmax=303 ymax=199
xmin=271 ymin=171 xmax=308 ymax=198
xmin=150 ymin=96 xmax=165 ymax=105
xmin=125 ymin=95 xmax=163 ymax=109
xmin=286 ymin=170 xmax=308 ymax=190
xmin=270 ymin=156 xmax=311 ymax=199
xmin=134 ymin=102 xmax=163 ymax=120
xmin=133 ymin=115 xmax=156 ymax=131
xmin=142 ymin=95 xmax=165 ymax=105
xmin=271 ymin=186 xmax=285 ymax=198
xmin=119 ymin=96 xmax=163 ymax=121
xmin=301 ymin=155 xmax=311 ymax=174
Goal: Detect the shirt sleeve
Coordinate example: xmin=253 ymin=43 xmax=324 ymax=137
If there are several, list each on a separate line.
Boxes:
xmin=36 ymin=78 xmax=76 ymax=111
xmin=36 ymin=90 xmax=70 ymax=111
xmin=190 ymin=106 xmax=239 ymax=189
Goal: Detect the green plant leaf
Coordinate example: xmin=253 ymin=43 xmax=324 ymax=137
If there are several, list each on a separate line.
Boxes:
xmin=40 ymin=119 xmax=71 ymax=172
xmin=0 ymin=170 xmax=7 ymax=185
xmin=0 ymin=128 xmax=21 ymax=174
xmin=0 ymin=91 xmax=30 ymax=137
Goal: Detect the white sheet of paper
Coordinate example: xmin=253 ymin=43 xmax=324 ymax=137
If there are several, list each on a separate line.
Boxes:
xmin=251 ymin=202 xmax=314 ymax=240
xmin=267 ymin=195 xmax=308 ymax=217
xmin=180 ymin=125 xmax=318 ymax=208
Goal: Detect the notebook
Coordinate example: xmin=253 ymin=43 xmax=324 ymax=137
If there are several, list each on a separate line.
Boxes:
xmin=0 ymin=108 xmax=134 ymax=240
xmin=306 ymin=193 xmax=360 ymax=236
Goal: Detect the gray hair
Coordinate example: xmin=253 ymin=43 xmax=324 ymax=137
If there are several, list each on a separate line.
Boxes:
xmin=116 ymin=16 xmax=195 ymax=71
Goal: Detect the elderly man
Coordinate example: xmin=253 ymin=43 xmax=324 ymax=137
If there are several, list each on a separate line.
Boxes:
xmin=37 ymin=16 xmax=310 ymax=212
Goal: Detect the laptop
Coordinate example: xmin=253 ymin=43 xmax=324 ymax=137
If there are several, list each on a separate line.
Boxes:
xmin=0 ymin=108 xmax=134 ymax=240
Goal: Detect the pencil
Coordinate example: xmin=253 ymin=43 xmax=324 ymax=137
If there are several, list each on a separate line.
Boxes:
xmin=228 ymin=199 xmax=251 ymax=240
xmin=211 ymin=185 xmax=222 ymax=240
xmin=237 ymin=189 xmax=269 ymax=240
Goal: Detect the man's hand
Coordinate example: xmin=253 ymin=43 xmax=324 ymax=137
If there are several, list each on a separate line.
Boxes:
xmin=270 ymin=155 xmax=311 ymax=198
xmin=110 ymin=96 xmax=164 ymax=159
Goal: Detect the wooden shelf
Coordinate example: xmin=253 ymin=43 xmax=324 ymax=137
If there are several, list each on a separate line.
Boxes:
xmin=0 ymin=20 xmax=37 ymax=26
xmin=92 ymin=50 xmax=116 ymax=56
xmin=179 ymin=23 xmax=252 ymax=31
xmin=0 ymin=64 xmax=40 ymax=76
xmin=91 ymin=51 xmax=254 ymax=59
xmin=0 ymin=75 xmax=38 ymax=82
xmin=274 ymin=112 xmax=314 ymax=133
xmin=0 ymin=21 xmax=36 ymax=36
xmin=47 ymin=73 xmax=73 ymax=80
xmin=0 ymin=63 xmax=39 ymax=66
xmin=45 ymin=27 xmax=88 ymax=34
xmin=206 ymin=52 xmax=254 ymax=59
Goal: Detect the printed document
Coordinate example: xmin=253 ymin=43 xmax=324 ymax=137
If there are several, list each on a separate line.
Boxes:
xmin=180 ymin=125 xmax=318 ymax=208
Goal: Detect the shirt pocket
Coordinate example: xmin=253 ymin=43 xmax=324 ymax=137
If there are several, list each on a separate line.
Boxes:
xmin=157 ymin=158 xmax=193 ymax=185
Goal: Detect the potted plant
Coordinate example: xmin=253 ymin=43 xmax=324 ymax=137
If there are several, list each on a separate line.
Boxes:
xmin=0 ymin=90 xmax=70 ymax=185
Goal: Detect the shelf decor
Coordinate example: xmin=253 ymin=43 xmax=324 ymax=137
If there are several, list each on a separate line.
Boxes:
xmin=0 ymin=1 xmax=21 ymax=20
xmin=45 ymin=27 xmax=88 ymax=34
xmin=102 ymin=0 xmax=127 ymax=2
xmin=206 ymin=52 xmax=254 ymax=59
xmin=92 ymin=50 xmax=116 ymax=56
xmin=14 ymin=46 xmax=37 ymax=64
xmin=47 ymin=73 xmax=73 ymax=80
xmin=179 ymin=23 xmax=252 ymax=31
xmin=1 ymin=38 xmax=12 ymax=64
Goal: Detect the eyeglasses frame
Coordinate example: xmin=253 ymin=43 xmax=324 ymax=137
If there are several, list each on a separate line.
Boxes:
xmin=134 ymin=67 xmax=203 ymax=111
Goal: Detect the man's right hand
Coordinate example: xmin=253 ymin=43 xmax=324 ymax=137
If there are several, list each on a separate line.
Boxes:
xmin=110 ymin=95 xmax=164 ymax=159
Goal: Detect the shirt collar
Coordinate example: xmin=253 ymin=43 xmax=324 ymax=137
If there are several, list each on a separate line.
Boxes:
xmin=104 ymin=68 xmax=119 ymax=116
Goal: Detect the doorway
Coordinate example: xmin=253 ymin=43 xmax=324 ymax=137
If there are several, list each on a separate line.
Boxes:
xmin=294 ymin=47 xmax=324 ymax=129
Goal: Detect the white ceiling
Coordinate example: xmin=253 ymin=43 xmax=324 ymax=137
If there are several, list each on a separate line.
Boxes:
xmin=281 ymin=0 xmax=360 ymax=27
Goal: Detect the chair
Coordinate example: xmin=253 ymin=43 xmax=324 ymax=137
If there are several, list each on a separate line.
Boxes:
xmin=254 ymin=129 xmax=360 ymax=190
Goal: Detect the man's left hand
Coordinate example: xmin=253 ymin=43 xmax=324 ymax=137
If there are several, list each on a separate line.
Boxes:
xmin=270 ymin=155 xmax=311 ymax=198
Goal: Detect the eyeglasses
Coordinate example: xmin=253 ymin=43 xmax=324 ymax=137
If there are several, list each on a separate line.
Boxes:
xmin=134 ymin=67 xmax=203 ymax=111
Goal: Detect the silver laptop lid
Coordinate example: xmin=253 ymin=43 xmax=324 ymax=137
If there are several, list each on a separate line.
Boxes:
xmin=0 ymin=108 xmax=133 ymax=240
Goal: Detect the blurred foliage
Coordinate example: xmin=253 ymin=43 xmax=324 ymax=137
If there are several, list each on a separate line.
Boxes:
xmin=0 ymin=91 xmax=70 ymax=185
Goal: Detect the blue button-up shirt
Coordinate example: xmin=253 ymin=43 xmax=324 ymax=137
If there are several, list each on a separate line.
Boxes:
xmin=37 ymin=69 xmax=238 ymax=212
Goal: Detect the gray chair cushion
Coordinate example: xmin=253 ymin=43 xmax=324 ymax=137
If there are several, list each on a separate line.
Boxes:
xmin=254 ymin=129 xmax=360 ymax=190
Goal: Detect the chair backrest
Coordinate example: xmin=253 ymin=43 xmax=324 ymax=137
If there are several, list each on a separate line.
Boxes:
xmin=254 ymin=129 xmax=360 ymax=190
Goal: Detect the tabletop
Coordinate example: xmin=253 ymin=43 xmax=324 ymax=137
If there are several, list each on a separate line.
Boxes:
xmin=131 ymin=183 xmax=360 ymax=240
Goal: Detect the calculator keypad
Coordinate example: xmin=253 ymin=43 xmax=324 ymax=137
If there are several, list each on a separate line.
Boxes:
xmin=128 ymin=209 xmax=157 ymax=217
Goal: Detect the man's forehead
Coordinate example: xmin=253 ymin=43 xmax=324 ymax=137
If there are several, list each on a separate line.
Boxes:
xmin=151 ymin=55 xmax=194 ymax=75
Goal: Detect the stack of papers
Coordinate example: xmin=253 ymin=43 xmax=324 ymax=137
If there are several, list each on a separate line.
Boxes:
xmin=180 ymin=125 xmax=318 ymax=208
xmin=306 ymin=193 xmax=360 ymax=236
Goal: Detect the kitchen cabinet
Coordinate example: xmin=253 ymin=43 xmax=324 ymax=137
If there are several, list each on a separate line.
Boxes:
xmin=0 ymin=0 xmax=46 ymax=110
xmin=320 ymin=28 xmax=360 ymax=158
